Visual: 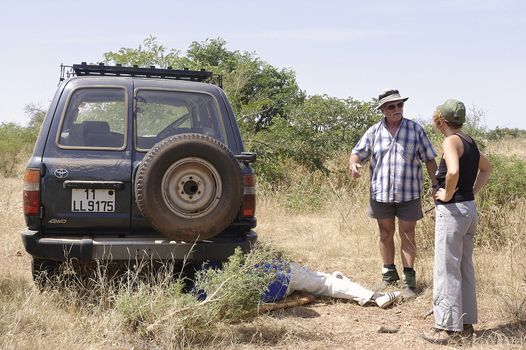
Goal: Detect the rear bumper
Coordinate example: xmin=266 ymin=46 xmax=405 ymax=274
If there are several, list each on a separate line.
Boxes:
xmin=21 ymin=230 xmax=257 ymax=262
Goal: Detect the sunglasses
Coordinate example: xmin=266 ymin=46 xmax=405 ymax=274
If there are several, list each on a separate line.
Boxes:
xmin=385 ymin=101 xmax=404 ymax=111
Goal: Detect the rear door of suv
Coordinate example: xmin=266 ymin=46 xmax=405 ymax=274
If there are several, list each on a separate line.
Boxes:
xmin=130 ymin=79 xmax=233 ymax=233
xmin=40 ymin=77 xmax=133 ymax=236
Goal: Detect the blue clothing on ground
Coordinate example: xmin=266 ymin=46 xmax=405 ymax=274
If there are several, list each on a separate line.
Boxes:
xmin=261 ymin=268 xmax=290 ymax=302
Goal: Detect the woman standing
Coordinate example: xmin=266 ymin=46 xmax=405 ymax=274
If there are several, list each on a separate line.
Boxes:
xmin=422 ymin=99 xmax=492 ymax=345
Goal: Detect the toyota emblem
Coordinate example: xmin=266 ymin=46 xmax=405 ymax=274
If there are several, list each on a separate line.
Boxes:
xmin=54 ymin=168 xmax=69 ymax=179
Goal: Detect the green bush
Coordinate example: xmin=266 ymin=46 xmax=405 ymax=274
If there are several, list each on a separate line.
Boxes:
xmin=244 ymin=96 xmax=379 ymax=178
xmin=112 ymin=244 xmax=287 ymax=346
xmin=0 ymin=123 xmax=38 ymax=177
xmin=474 ymin=153 xmax=526 ymax=246
xmin=193 ymin=244 xmax=287 ymax=323
xmin=487 ymin=127 xmax=526 ymax=141
xmin=479 ymin=154 xmax=526 ymax=210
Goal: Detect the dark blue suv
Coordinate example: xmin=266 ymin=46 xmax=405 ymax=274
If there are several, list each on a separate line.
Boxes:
xmin=22 ymin=63 xmax=257 ymax=281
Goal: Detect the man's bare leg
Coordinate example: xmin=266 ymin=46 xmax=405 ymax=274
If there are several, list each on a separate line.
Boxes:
xmin=377 ymin=218 xmax=396 ymax=265
xmin=377 ymin=218 xmax=400 ymax=286
xmin=399 ymin=219 xmax=417 ymax=298
xmin=399 ymin=220 xmax=417 ymax=268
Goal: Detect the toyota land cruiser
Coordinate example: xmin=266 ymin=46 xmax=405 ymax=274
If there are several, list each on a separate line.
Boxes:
xmin=21 ymin=63 xmax=257 ymax=282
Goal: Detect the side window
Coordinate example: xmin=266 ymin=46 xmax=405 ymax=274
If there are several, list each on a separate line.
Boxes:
xmin=58 ymin=88 xmax=126 ymax=149
xmin=135 ymin=90 xmax=226 ymax=150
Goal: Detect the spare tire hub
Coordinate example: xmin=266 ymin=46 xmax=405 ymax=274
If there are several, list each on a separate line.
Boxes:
xmin=162 ymin=157 xmax=222 ymax=219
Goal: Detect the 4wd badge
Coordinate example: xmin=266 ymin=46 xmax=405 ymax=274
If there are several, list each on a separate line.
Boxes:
xmin=48 ymin=218 xmax=67 ymax=224
xmin=54 ymin=168 xmax=69 ymax=178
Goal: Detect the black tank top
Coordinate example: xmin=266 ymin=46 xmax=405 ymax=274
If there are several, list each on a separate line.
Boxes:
xmin=436 ymin=133 xmax=480 ymax=204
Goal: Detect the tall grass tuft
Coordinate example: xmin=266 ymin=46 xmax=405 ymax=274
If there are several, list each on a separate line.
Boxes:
xmin=7 ymin=244 xmax=287 ymax=349
xmin=475 ymin=154 xmax=526 ymax=246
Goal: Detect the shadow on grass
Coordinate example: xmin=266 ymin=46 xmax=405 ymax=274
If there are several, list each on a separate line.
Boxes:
xmin=270 ymin=305 xmax=321 ymax=319
xmin=233 ymin=320 xmax=324 ymax=346
xmin=476 ymin=320 xmax=526 ymax=345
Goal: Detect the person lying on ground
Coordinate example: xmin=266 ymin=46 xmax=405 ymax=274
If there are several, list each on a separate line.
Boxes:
xmin=260 ymin=262 xmax=401 ymax=309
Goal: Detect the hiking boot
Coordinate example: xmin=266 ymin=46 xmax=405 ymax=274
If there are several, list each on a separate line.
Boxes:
xmin=421 ymin=328 xmax=462 ymax=345
xmin=382 ymin=267 xmax=400 ymax=282
xmin=375 ymin=268 xmax=399 ymax=291
xmin=403 ymin=269 xmax=416 ymax=289
xmin=401 ymin=269 xmax=416 ymax=299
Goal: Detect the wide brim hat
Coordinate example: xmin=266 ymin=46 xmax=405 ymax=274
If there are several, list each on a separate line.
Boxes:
xmin=376 ymin=89 xmax=409 ymax=110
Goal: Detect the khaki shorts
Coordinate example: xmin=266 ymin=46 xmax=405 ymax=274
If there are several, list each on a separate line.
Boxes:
xmin=368 ymin=198 xmax=423 ymax=221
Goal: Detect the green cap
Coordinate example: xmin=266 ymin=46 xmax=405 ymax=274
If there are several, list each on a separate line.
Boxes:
xmin=436 ymin=99 xmax=466 ymax=125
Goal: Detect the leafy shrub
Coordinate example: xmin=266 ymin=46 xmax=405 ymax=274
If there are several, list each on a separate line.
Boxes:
xmin=479 ymin=154 xmax=526 ymax=210
xmin=0 ymin=123 xmax=38 ymax=177
xmin=112 ymin=244 xmax=287 ymax=346
xmin=475 ymin=154 xmax=526 ymax=246
xmin=193 ymin=244 xmax=287 ymax=322
xmin=246 ymin=96 xmax=379 ymax=177
xmin=487 ymin=127 xmax=526 ymax=141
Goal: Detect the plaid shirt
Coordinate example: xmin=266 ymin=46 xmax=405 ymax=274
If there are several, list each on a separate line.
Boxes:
xmin=352 ymin=118 xmax=436 ymax=203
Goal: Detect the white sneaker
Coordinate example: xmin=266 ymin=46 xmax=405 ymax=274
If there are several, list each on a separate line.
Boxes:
xmin=375 ymin=291 xmax=401 ymax=309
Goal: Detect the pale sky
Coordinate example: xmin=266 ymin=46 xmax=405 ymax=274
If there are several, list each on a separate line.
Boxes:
xmin=1 ymin=0 xmax=525 ymax=129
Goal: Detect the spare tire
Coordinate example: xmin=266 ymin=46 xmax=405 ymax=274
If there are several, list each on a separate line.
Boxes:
xmin=135 ymin=134 xmax=243 ymax=241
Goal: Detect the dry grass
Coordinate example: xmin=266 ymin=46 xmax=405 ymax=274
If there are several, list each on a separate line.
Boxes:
xmin=1 ymin=151 xmax=526 ymax=349
xmin=486 ymin=137 xmax=526 ymax=160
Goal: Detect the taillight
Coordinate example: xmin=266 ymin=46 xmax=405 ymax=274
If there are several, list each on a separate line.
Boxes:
xmin=23 ymin=169 xmax=40 ymax=216
xmin=241 ymin=174 xmax=256 ymax=218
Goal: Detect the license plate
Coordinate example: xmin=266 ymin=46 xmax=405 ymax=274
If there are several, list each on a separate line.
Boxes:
xmin=71 ymin=189 xmax=115 ymax=212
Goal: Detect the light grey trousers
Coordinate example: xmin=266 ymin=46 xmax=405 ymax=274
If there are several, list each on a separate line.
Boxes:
xmin=433 ymin=201 xmax=478 ymax=331
xmin=287 ymin=263 xmax=375 ymax=305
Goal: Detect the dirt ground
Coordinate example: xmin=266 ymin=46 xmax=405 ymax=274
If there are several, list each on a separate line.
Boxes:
xmin=237 ymin=198 xmax=526 ymax=350
xmin=4 ymin=245 xmax=524 ymax=350
xmin=229 ymin=290 xmax=526 ymax=350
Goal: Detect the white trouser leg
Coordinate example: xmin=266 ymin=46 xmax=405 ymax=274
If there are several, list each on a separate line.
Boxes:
xmin=433 ymin=201 xmax=477 ymax=331
xmin=461 ymin=202 xmax=478 ymax=325
xmin=287 ymin=263 xmax=375 ymax=305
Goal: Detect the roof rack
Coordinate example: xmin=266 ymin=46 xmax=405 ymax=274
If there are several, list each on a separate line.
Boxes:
xmin=59 ymin=62 xmax=222 ymax=87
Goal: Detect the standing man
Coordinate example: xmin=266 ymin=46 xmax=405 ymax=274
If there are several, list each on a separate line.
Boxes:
xmin=349 ymin=89 xmax=438 ymax=299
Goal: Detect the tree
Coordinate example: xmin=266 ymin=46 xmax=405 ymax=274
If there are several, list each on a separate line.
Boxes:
xmin=236 ymin=63 xmax=305 ymax=132
xmin=25 ymin=103 xmax=46 ymax=130
xmin=103 ymin=36 xmax=304 ymax=133
xmin=103 ymin=35 xmax=182 ymax=68
xmin=102 ymin=37 xmax=379 ymax=182
xmin=249 ymin=95 xmax=379 ymax=175
xmin=0 ymin=122 xmax=37 ymax=176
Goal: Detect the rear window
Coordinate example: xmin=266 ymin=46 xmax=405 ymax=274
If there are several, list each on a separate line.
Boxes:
xmin=135 ymin=89 xmax=226 ymax=150
xmin=58 ymin=87 xmax=126 ymax=149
